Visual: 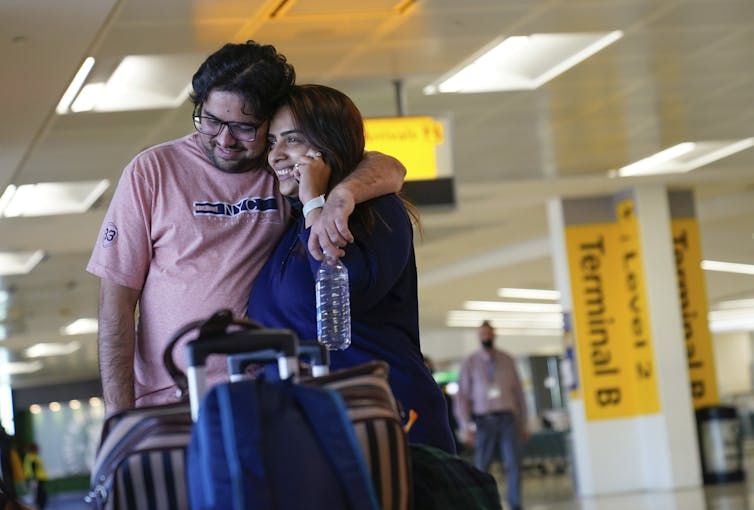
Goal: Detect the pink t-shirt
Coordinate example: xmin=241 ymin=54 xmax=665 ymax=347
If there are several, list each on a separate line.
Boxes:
xmin=87 ymin=133 xmax=289 ymax=406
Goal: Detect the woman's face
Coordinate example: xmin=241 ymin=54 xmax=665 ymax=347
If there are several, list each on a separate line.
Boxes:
xmin=267 ymin=106 xmax=310 ymax=197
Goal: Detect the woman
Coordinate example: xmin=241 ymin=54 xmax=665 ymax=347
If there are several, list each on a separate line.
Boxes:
xmin=247 ymin=84 xmax=455 ymax=453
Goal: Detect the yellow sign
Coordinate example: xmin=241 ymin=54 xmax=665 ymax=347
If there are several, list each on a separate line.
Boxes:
xmin=615 ymin=199 xmax=660 ymax=415
xmin=671 ymin=217 xmax=719 ymax=409
xmin=566 ymin=223 xmax=638 ymax=420
xmin=364 ymin=116 xmax=443 ymax=181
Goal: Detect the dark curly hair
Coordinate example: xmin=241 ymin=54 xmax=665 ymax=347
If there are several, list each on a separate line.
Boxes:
xmin=190 ymin=40 xmax=296 ymax=121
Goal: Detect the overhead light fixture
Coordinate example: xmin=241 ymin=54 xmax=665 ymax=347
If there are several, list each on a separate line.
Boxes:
xmin=60 ymin=54 xmax=203 ymax=114
xmin=709 ymin=306 xmax=754 ymax=333
xmin=464 ymin=300 xmax=562 ymax=313
xmin=424 ymin=31 xmax=622 ymax=94
xmin=614 ymin=139 xmax=754 ymax=177
xmin=0 ymin=179 xmax=108 ymax=217
xmin=0 ymin=360 xmax=43 ymax=375
xmin=446 ymin=309 xmax=564 ymax=332
xmin=24 ymin=341 xmax=81 ymax=359
xmin=71 ymin=83 xmax=106 ymax=113
xmin=497 ymin=288 xmax=560 ymax=301
xmin=701 ymin=260 xmax=754 ymax=275
xmin=60 ymin=318 xmax=98 ymax=336
xmin=0 ymin=250 xmax=45 ymax=276
xmin=56 ymin=57 xmax=95 ymax=114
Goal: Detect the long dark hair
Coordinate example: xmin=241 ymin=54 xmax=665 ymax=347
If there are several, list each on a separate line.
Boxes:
xmin=190 ymin=40 xmax=295 ymax=121
xmin=281 ymin=84 xmax=419 ymax=232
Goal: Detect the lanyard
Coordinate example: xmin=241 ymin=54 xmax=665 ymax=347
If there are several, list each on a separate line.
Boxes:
xmin=487 ymin=355 xmax=496 ymax=382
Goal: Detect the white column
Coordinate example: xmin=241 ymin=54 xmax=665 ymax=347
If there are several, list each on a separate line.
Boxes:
xmin=547 ymin=186 xmax=702 ymax=501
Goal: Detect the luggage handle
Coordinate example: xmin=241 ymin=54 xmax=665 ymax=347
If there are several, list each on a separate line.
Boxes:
xmin=227 ymin=341 xmax=330 ymax=382
xmin=162 ymin=309 xmax=299 ymax=420
xmin=164 ymin=309 xmax=242 ymax=393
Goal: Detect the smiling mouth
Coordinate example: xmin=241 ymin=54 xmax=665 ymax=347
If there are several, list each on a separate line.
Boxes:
xmin=275 ymin=166 xmax=295 ymax=178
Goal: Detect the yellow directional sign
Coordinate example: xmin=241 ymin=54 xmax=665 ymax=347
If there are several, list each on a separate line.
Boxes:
xmin=364 ymin=116 xmax=444 ymax=181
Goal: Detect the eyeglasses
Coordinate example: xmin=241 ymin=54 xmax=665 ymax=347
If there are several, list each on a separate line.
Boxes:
xmin=192 ymin=115 xmax=259 ymax=142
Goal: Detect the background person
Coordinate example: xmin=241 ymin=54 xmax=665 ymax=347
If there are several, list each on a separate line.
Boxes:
xmin=247 ymin=84 xmax=455 ymax=453
xmin=22 ymin=443 xmax=47 ymax=510
xmin=455 ymin=320 xmax=529 ymax=510
xmin=87 ymin=41 xmax=406 ymax=415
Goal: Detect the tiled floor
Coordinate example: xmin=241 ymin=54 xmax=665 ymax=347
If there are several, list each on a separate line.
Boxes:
xmin=43 ymin=479 xmax=753 ymax=510
xmin=494 ymin=458 xmax=754 ymax=510
xmin=42 ymin=454 xmax=754 ymax=509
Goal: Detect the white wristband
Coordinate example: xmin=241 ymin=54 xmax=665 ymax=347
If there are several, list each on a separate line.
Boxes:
xmin=302 ymin=194 xmax=326 ymax=217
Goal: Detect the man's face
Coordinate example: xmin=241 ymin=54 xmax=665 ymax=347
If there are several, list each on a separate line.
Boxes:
xmin=479 ymin=324 xmax=495 ymax=348
xmin=196 ymin=90 xmax=269 ymax=174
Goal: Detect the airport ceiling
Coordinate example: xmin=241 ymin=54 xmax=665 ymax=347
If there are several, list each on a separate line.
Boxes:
xmin=1 ymin=0 xmax=753 ymax=388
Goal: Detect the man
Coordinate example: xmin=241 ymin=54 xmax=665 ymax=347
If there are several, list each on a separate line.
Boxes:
xmin=87 ymin=41 xmax=405 ymax=415
xmin=455 ymin=320 xmax=529 ymax=510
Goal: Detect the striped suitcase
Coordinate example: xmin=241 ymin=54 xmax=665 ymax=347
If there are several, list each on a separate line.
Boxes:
xmin=305 ymin=362 xmax=412 ymax=510
xmin=86 ymin=312 xmax=231 ymax=510
xmin=86 ymin=402 xmax=191 ymax=509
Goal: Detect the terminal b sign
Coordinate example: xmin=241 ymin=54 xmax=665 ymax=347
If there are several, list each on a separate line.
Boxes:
xmin=563 ymin=194 xmax=660 ymax=420
xmin=669 ymin=191 xmax=719 ymax=409
xmin=565 ymin=220 xmax=659 ymax=420
xmin=563 ymin=191 xmax=718 ymax=420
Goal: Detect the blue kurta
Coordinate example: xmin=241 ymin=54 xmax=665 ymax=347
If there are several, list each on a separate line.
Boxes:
xmin=248 ymin=194 xmax=455 ymax=453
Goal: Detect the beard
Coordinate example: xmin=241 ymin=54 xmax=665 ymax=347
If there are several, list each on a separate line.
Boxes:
xmin=201 ymin=137 xmax=267 ymax=174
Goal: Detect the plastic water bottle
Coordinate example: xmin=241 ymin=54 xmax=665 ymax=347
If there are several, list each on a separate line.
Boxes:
xmin=315 ymin=256 xmax=351 ymax=350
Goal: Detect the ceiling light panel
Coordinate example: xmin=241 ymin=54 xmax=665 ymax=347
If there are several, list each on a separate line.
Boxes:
xmin=498 ymin=288 xmax=560 ymax=300
xmin=616 ymin=139 xmax=754 ymax=177
xmin=0 ymin=180 xmax=108 ymax=217
xmin=61 ymin=54 xmax=205 ymax=113
xmin=61 ymin=318 xmax=98 ymax=336
xmin=96 ymin=55 xmax=202 ymax=112
xmin=701 ymin=260 xmax=754 ymax=275
xmin=24 ymin=341 xmax=82 ymax=359
xmin=0 ymin=251 xmax=45 ymax=276
xmin=446 ymin=310 xmax=562 ymax=333
xmin=424 ymin=31 xmax=622 ymax=94
xmin=55 ymin=57 xmax=95 ymax=114
xmin=0 ymin=360 xmax=43 ymax=376
xmin=464 ymin=300 xmax=562 ymax=313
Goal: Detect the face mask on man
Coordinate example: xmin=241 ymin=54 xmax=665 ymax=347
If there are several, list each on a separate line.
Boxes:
xmin=481 ymin=339 xmax=493 ymax=349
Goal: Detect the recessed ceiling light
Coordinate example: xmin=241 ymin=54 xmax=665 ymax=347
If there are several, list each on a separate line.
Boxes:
xmin=64 ymin=54 xmax=204 ymax=113
xmin=24 ymin=341 xmax=81 ymax=358
xmin=709 ymin=307 xmax=754 ymax=333
xmin=464 ymin=300 xmax=562 ymax=313
xmin=0 ymin=179 xmax=108 ymax=217
xmin=60 ymin=318 xmax=98 ymax=336
xmin=615 ymin=139 xmax=754 ymax=177
xmin=56 ymin=57 xmax=95 ymax=114
xmin=497 ymin=288 xmax=560 ymax=301
xmin=0 ymin=250 xmax=45 ymax=276
xmin=0 ymin=360 xmax=43 ymax=375
xmin=446 ymin=309 xmax=563 ymax=332
xmin=701 ymin=260 xmax=754 ymax=275
xmin=424 ymin=31 xmax=622 ymax=94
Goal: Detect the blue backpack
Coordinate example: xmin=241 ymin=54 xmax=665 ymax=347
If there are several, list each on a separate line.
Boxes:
xmin=187 ymin=376 xmax=379 ymax=510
